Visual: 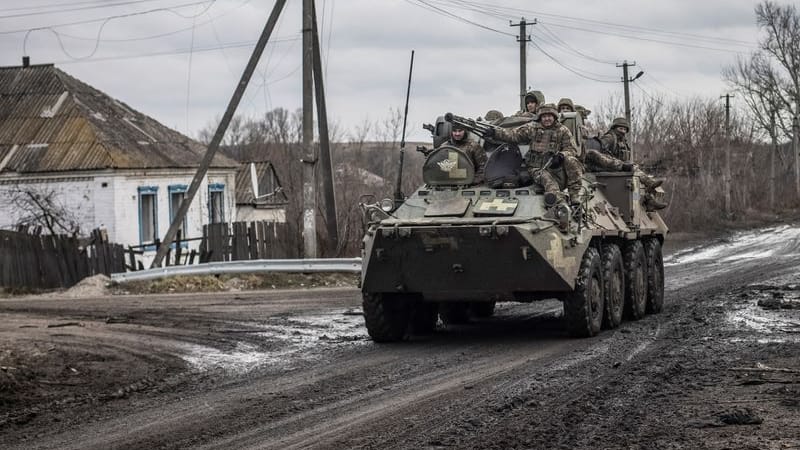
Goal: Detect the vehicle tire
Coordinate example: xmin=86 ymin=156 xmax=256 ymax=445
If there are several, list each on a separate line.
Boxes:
xmin=644 ymin=238 xmax=664 ymax=314
xmin=410 ymin=301 xmax=439 ymax=334
xmin=564 ymin=247 xmax=604 ymax=337
xmin=601 ymin=243 xmax=624 ymax=329
xmin=439 ymin=302 xmax=471 ymax=325
xmin=623 ymin=240 xmax=647 ymax=320
xmin=471 ymin=301 xmax=496 ymax=318
xmin=362 ymin=292 xmax=411 ymax=342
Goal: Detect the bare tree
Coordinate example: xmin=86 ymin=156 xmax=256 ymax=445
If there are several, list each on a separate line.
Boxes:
xmin=723 ymin=1 xmax=800 ymax=203
xmin=5 ymin=185 xmax=81 ymax=236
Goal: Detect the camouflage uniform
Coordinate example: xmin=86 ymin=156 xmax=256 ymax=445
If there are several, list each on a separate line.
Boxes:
xmin=448 ymin=135 xmax=488 ymax=185
xmin=586 ymin=117 xmax=666 ymax=209
xmin=493 ymin=104 xmax=584 ymax=203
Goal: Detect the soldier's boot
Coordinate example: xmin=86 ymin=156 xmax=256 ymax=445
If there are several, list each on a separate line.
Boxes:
xmin=640 ymin=174 xmax=663 ymax=191
xmin=643 ymin=193 xmax=669 ymax=211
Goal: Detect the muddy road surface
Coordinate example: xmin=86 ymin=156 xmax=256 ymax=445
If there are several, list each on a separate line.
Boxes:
xmin=2 ymin=225 xmax=800 ymax=449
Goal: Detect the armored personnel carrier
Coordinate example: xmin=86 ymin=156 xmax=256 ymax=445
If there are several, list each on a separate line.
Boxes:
xmin=359 ymin=111 xmax=667 ymax=342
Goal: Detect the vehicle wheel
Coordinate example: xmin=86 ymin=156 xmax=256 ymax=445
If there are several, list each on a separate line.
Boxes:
xmin=439 ymin=302 xmax=471 ymax=325
xmin=623 ymin=240 xmax=647 ymax=320
xmin=410 ymin=301 xmax=439 ymax=334
xmin=644 ymin=239 xmax=664 ymax=314
xmin=564 ymin=247 xmax=604 ymax=337
xmin=471 ymin=301 xmax=496 ymax=318
xmin=601 ymin=243 xmax=624 ymax=329
xmin=362 ymin=292 xmax=411 ymax=342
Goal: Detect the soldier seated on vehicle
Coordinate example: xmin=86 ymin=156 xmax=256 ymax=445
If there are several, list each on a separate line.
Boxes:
xmin=513 ymin=90 xmax=545 ymax=118
xmin=484 ymin=103 xmax=585 ymax=208
xmin=480 ymin=109 xmax=507 ymax=154
xmin=446 ymin=122 xmax=488 ymax=185
xmin=558 ymin=98 xmax=575 ymax=113
xmin=585 ymin=117 xmax=668 ymax=211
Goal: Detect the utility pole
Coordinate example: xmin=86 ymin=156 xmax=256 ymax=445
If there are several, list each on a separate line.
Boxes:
xmin=721 ymin=93 xmax=733 ymax=216
xmin=311 ymin=0 xmax=338 ymax=255
xmin=770 ymin=107 xmax=777 ymax=211
xmin=617 ymin=61 xmax=643 ymax=161
xmin=793 ymin=113 xmax=799 ymax=199
xmin=150 ymin=0 xmax=287 ymax=268
xmin=301 ymin=0 xmax=317 ymax=258
xmin=510 ymin=18 xmax=533 ymax=112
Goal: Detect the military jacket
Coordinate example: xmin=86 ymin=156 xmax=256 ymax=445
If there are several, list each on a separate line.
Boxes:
xmin=494 ymin=122 xmax=578 ymax=168
xmin=599 ymin=130 xmax=630 ymax=161
xmin=448 ymin=138 xmax=488 ymax=182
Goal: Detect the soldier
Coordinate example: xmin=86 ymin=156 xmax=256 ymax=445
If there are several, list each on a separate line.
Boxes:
xmin=485 ymin=103 xmax=584 ymax=207
xmin=585 ymin=117 xmax=667 ymax=210
xmin=557 ymin=98 xmax=575 ymax=113
xmin=514 ymin=90 xmax=545 ymax=118
xmin=483 ymin=109 xmax=504 ymax=124
xmin=448 ymin=122 xmax=488 ymax=185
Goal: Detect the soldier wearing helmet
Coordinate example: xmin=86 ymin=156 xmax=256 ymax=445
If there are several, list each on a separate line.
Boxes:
xmin=485 ymin=103 xmax=584 ymax=207
xmin=447 ymin=122 xmax=488 ymax=185
xmin=483 ymin=109 xmax=505 ymax=124
xmin=586 ymin=117 xmax=667 ymax=210
xmin=557 ymin=98 xmax=575 ymax=113
xmin=514 ymin=90 xmax=545 ymax=118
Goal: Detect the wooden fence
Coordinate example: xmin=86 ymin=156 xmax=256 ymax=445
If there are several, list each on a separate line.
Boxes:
xmin=0 ymin=228 xmax=126 ymax=290
xmin=200 ymin=221 xmax=294 ymax=262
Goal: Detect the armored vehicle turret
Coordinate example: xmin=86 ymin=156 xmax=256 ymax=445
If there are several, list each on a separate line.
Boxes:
xmin=360 ymin=111 xmax=667 ymax=342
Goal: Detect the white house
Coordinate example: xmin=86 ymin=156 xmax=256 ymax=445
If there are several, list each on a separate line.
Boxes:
xmin=0 ymin=62 xmax=239 ymax=257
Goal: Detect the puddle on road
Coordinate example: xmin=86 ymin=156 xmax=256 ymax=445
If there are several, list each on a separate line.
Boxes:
xmin=665 ymin=225 xmax=800 ymax=267
xmin=182 ymin=309 xmax=369 ymax=373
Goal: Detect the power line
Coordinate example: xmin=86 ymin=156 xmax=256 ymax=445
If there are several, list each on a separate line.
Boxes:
xmin=527 ymin=41 xmax=617 ymax=83
xmin=445 ymin=0 xmax=756 ymax=48
xmin=1 ymin=0 xmax=216 ymax=35
xmin=52 ymin=36 xmax=301 ymax=65
xmin=0 ymin=0 xmax=158 ymax=14
xmin=47 ymin=0 xmax=250 ymax=43
xmin=539 ymin=20 xmax=749 ymax=55
xmin=0 ymin=0 xmax=175 ymax=20
xmin=536 ymin=22 xmax=616 ymax=65
xmin=405 ymin=0 xmax=515 ymax=37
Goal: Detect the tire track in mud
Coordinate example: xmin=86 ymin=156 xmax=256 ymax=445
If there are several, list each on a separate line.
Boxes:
xmin=209 ymin=339 xmax=583 ymax=449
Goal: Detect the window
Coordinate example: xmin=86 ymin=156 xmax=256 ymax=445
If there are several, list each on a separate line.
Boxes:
xmin=138 ymin=186 xmax=158 ymax=247
xmin=168 ymin=184 xmax=188 ymax=244
xmin=208 ymin=183 xmax=225 ymax=223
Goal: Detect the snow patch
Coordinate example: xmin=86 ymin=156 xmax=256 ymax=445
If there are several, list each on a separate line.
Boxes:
xmin=181 ymin=310 xmax=368 ymax=373
xmin=665 ymin=225 xmax=800 ymax=266
xmin=725 ymin=303 xmax=800 ymax=342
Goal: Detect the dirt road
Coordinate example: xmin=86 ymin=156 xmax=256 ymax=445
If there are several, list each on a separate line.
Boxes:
xmin=2 ymin=225 xmax=800 ymax=449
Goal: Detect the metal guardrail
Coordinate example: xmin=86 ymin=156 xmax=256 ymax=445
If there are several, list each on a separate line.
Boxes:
xmin=110 ymin=258 xmax=362 ymax=283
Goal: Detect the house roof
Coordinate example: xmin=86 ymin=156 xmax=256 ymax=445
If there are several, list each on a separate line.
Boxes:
xmin=0 ymin=64 xmax=238 ymax=174
xmin=234 ymin=161 xmax=288 ymax=207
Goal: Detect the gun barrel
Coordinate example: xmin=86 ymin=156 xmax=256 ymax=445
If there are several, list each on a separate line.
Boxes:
xmin=444 ymin=112 xmax=493 ymax=136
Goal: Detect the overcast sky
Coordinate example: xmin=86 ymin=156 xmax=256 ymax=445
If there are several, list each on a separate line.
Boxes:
xmin=0 ymin=0 xmax=789 ymax=141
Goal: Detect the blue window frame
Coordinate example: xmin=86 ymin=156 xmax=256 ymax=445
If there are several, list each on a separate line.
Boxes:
xmin=168 ymin=184 xmax=189 ymax=248
xmin=208 ymin=183 xmax=225 ymax=224
xmin=138 ymin=186 xmax=158 ymax=250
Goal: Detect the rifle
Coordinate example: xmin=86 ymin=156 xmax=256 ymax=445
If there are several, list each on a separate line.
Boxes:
xmin=394 ymin=50 xmax=415 ymax=208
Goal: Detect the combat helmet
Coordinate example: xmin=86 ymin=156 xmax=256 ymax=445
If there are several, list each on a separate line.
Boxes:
xmin=537 ymin=103 xmax=559 ymax=120
xmin=557 ymin=98 xmax=574 ymax=112
xmin=484 ymin=109 xmax=504 ymax=122
xmin=524 ymin=90 xmax=545 ymax=107
xmin=611 ymin=117 xmax=629 ymax=130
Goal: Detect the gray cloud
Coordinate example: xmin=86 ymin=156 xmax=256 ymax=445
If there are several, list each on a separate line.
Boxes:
xmin=1 ymin=0 xmax=790 ymax=141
